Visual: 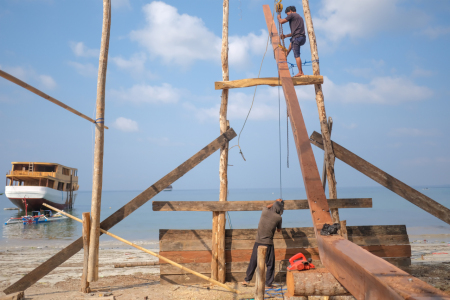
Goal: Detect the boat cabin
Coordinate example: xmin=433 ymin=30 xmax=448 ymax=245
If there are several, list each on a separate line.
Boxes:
xmin=6 ymin=162 xmax=79 ymax=192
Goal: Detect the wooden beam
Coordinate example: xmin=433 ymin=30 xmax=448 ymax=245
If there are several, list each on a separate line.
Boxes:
xmin=114 ymin=261 xmax=159 ymax=268
xmin=0 ymin=70 xmax=108 ymax=129
xmin=310 ymin=131 xmax=450 ymax=226
xmin=2 ymin=128 xmax=236 ymax=295
xmin=153 ymin=198 xmax=372 ymax=211
xmin=263 ymin=6 xmax=449 ymax=299
xmin=88 ymin=0 xmax=111 ymax=282
xmin=215 ymin=76 xmax=324 ymax=90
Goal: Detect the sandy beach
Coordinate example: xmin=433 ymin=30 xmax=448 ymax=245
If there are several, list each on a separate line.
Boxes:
xmin=0 ymin=235 xmax=449 ymax=299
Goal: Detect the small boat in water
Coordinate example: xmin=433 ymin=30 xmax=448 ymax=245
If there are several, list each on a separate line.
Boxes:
xmin=5 ymin=162 xmax=79 ymax=211
xmin=164 ymin=184 xmax=173 ymax=191
xmin=4 ymin=209 xmax=68 ymax=225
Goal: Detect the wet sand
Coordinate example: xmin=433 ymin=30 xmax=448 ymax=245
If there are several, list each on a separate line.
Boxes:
xmin=0 ymin=236 xmax=449 ymax=299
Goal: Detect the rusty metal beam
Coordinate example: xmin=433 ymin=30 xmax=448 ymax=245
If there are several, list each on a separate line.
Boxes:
xmin=263 ymin=6 xmax=449 ymax=300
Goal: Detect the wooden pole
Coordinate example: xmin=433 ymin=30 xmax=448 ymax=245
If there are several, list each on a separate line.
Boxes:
xmin=80 ymin=212 xmax=90 ymax=293
xmin=321 ymin=117 xmax=333 ymax=190
xmin=255 ymin=245 xmax=267 ymax=300
xmin=0 ymin=70 xmax=108 ymax=129
xmin=213 ymin=0 xmax=230 ymax=284
xmin=42 ymin=204 xmax=239 ymax=294
xmin=301 ymin=0 xmax=340 ymax=224
xmin=88 ymin=0 xmax=111 ymax=283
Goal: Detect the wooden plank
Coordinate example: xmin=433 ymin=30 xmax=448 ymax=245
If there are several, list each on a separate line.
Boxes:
xmin=159 ymin=225 xmax=407 ymax=242
xmin=160 ymin=234 xmax=409 ymax=251
xmin=214 ymin=76 xmax=324 ymax=90
xmin=3 ymin=129 xmax=237 ymax=295
xmin=88 ymin=0 xmax=111 ymax=282
xmin=159 ymin=245 xmax=410 ymax=265
xmin=310 ymin=131 xmax=450 ymax=226
xmin=153 ymin=198 xmax=372 ymax=211
xmin=114 ymin=261 xmax=159 ymax=268
xmin=0 ymin=71 xmax=108 ymax=129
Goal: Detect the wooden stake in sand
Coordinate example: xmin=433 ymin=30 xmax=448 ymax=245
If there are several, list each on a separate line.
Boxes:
xmin=80 ymin=212 xmax=91 ymax=293
xmin=42 ymin=203 xmax=239 ymax=294
xmin=88 ymin=0 xmax=111 ymax=283
xmin=255 ymin=245 xmax=267 ymax=300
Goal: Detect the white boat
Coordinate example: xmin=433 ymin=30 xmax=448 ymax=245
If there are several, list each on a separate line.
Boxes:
xmin=5 ymin=162 xmax=79 ymax=211
xmin=4 ymin=209 xmax=68 ymax=225
xmin=164 ymin=184 xmax=173 ymax=191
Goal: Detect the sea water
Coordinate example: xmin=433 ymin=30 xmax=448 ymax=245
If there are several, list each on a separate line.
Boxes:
xmin=1 ymin=186 xmax=449 ymax=248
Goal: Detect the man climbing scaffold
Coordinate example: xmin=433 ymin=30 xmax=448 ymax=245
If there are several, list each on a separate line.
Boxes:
xmin=277 ymin=6 xmax=306 ymax=77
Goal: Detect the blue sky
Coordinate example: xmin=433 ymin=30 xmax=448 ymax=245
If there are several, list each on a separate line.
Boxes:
xmin=0 ymin=0 xmax=449 ymax=193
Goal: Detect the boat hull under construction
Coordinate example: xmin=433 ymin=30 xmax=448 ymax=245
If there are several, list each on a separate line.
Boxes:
xmin=5 ymin=186 xmax=77 ymax=211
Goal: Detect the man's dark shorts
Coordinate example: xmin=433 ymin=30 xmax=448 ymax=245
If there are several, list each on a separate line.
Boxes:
xmin=291 ymin=36 xmax=306 ymax=58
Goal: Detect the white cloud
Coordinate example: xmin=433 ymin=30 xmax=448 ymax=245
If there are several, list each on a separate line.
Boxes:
xmin=111 ymin=52 xmax=153 ymax=78
xmin=38 ymin=75 xmax=57 ymax=90
xmin=113 ymin=117 xmax=139 ymax=132
xmin=388 ymin=128 xmax=439 ymax=137
xmin=112 ymin=0 xmax=131 ymax=9
xmin=69 ymin=41 xmax=99 ymax=58
xmin=412 ymin=67 xmax=433 ymax=78
xmin=184 ymin=88 xmax=280 ymax=122
xmin=68 ymin=61 xmax=97 ymax=77
xmin=109 ymin=83 xmax=180 ymax=104
xmin=0 ymin=65 xmax=57 ymax=90
xmin=130 ymin=1 xmax=268 ymax=68
xmin=420 ymin=26 xmax=450 ymax=39
xmin=314 ymin=0 xmax=428 ymax=42
xmin=323 ymin=76 xmax=433 ymax=104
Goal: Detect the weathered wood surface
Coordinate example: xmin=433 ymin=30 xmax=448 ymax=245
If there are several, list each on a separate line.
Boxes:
xmin=159 ymin=245 xmax=411 ymax=265
xmin=215 ymin=76 xmax=324 ymax=90
xmin=80 ymin=212 xmax=90 ymax=293
xmin=159 ymin=234 xmax=409 ymax=251
xmin=3 ymin=129 xmax=236 ymax=295
xmin=287 ymin=269 xmax=349 ymax=296
xmin=160 ymin=225 xmax=407 ymax=241
xmin=0 ymin=70 xmax=108 ymax=129
xmin=214 ymin=0 xmax=230 ymax=283
xmin=114 ymin=261 xmax=159 ymax=268
xmin=153 ymin=198 xmax=372 ymax=211
xmin=310 ymin=131 xmax=450 ymax=226
xmin=255 ymin=246 xmax=267 ymax=300
xmin=88 ymin=0 xmax=111 ymax=282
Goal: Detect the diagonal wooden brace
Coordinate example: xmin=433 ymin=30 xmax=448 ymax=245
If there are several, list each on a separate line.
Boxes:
xmin=3 ymin=128 xmax=237 ymax=295
xmin=310 ymin=131 xmax=450 ymax=226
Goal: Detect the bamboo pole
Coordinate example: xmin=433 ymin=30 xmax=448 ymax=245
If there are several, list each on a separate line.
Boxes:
xmin=80 ymin=212 xmax=90 ymax=293
xmin=42 ymin=204 xmax=239 ymax=294
xmin=0 ymin=70 xmax=108 ymax=129
xmin=255 ymin=246 xmax=267 ymax=300
xmin=88 ymin=0 xmax=111 ymax=283
xmin=213 ymin=0 xmax=230 ymax=284
xmin=301 ymin=0 xmax=340 ymax=224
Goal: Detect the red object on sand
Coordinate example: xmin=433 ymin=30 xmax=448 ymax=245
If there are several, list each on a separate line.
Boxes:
xmin=432 ymin=252 xmax=448 ymax=255
xmin=287 ymin=253 xmax=315 ymax=271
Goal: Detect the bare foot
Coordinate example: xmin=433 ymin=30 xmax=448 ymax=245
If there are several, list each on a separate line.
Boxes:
xmin=241 ymin=281 xmax=250 ymax=286
xmin=294 ymin=72 xmax=304 ymax=77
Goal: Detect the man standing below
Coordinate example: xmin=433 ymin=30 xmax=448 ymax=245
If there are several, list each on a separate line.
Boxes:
xmin=277 ymin=6 xmax=306 ymax=77
xmin=241 ymin=199 xmax=284 ymax=288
